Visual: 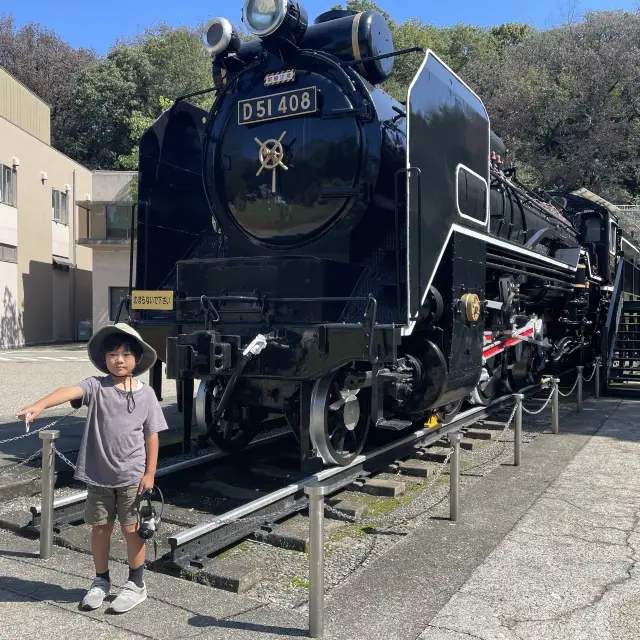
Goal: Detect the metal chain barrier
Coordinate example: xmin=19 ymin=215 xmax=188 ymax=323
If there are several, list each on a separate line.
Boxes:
xmin=53 ymin=447 xmax=77 ymax=471
xmin=0 ymin=448 xmax=44 ymax=478
xmin=558 ymin=373 xmax=580 ymax=397
xmin=458 ymin=402 xmax=519 ymax=475
xmin=0 ymin=409 xmax=79 ymax=446
xmin=581 ymin=363 xmax=596 ymax=383
xmin=521 ymin=384 xmax=555 ymax=415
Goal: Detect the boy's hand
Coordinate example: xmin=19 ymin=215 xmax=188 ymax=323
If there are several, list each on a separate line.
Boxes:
xmin=138 ymin=473 xmax=155 ymax=495
xmin=17 ymin=403 xmax=44 ymax=423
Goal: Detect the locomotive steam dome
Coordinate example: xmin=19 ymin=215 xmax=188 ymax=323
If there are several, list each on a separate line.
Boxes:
xmin=202 ymin=6 xmax=396 ymax=249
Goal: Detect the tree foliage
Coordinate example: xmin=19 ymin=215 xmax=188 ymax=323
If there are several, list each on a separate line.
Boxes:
xmin=0 ymin=14 xmax=96 ymax=152
xmin=464 ymin=9 xmax=640 ymax=202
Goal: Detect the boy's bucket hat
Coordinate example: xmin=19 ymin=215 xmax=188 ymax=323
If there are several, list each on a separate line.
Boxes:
xmin=87 ymin=322 xmax=157 ymax=376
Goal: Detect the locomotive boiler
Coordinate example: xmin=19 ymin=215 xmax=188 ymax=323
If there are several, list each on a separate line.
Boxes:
xmin=130 ymin=0 xmax=623 ymax=470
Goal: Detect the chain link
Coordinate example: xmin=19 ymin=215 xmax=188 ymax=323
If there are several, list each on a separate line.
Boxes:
xmin=558 ymin=373 xmax=580 ymax=397
xmin=581 ymin=364 xmax=596 ymax=383
xmin=521 ymin=385 xmax=555 ymax=415
xmin=0 ymin=409 xmax=79 ymax=446
xmin=53 ymin=446 xmax=77 ymax=471
xmin=0 ymin=448 xmax=44 ymax=478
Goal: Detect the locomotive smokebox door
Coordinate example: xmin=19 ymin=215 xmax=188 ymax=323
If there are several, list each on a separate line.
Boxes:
xmin=405 ymin=51 xmax=490 ymax=326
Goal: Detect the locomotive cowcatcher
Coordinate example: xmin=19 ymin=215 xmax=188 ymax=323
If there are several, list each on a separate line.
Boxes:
xmin=129 ymin=0 xmax=636 ymax=471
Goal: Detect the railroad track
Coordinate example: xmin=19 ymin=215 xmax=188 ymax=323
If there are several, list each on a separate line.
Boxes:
xmin=11 ymin=373 xmax=586 ymax=594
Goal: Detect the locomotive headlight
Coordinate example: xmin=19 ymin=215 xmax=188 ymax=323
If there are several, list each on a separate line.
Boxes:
xmin=202 ymin=17 xmax=240 ymax=55
xmin=244 ymin=0 xmax=288 ymax=37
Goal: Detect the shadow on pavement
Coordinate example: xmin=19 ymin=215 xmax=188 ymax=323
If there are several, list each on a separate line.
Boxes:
xmin=0 ymin=575 xmax=85 ymax=604
xmin=189 ymin=613 xmax=307 ymax=637
xmin=0 ymin=549 xmax=39 ymax=559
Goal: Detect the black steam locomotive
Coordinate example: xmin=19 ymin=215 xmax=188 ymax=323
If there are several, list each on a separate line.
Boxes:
xmin=131 ymin=0 xmax=639 ymax=470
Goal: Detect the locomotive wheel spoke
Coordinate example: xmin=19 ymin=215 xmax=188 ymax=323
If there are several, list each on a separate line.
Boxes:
xmin=310 ymin=371 xmax=370 ymax=466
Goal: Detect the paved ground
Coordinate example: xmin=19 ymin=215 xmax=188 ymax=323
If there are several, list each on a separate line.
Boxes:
xmin=0 ymin=394 xmax=638 ymax=639
xmin=420 ymin=400 xmax=640 ymax=640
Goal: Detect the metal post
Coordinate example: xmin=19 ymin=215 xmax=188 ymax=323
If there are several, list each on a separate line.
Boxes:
xmin=447 ymin=432 xmax=463 ymax=522
xmin=514 ymin=394 xmax=523 ymax=466
xmin=305 ymin=482 xmax=329 ymax=639
xmin=552 ymin=378 xmax=560 ymax=435
xmin=595 ymin=357 xmax=601 ymax=399
xmin=577 ymin=366 xmax=584 ymax=413
xmin=39 ymin=430 xmax=60 ymax=560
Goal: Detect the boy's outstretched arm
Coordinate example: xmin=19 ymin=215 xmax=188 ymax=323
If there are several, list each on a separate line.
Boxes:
xmin=139 ymin=432 xmax=159 ymax=494
xmin=17 ymin=386 xmax=84 ymax=423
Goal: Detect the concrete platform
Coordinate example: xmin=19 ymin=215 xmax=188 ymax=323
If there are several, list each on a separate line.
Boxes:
xmin=1 ymin=394 xmax=639 ymax=639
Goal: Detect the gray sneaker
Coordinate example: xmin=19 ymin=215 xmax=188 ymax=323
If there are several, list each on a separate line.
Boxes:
xmin=81 ymin=576 xmax=111 ymax=610
xmin=109 ymin=580 xmax=147 ymax=613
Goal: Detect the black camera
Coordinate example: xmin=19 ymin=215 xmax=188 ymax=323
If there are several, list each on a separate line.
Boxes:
xmin=137 ymin=485 xmax=164 ymax=540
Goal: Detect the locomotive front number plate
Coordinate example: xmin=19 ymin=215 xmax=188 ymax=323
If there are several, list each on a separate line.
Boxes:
xmin=238 ymin=87 xmax=317 ymax=125
xmin=131 ymin=290 xmax=174 ymax=311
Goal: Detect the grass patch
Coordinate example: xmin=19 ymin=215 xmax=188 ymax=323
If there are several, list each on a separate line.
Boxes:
xmin=291 ymin=575 xmax=309 ymax=589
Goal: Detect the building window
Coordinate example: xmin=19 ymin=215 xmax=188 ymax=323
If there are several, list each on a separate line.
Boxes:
xmin=106 ymin=205 xmax=131 ymax=240
xmin=0 ymin=164 xmax=15 ymax=207
xmin=0 ymin=243 xmax=17 ymax=263
xmin=109 ymin=286 xmax=129 ymax=322
xmin=52 ymin=188 xmax=68 ymax=224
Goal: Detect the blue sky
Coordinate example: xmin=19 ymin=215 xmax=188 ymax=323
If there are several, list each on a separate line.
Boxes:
xmin=4 ymin=0 xmax=638 ymax=54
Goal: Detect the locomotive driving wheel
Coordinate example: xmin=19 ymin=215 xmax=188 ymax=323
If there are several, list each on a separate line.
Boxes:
xmin=310 ymin=371 xmax=371 ymax=466
xmin=504 ymin=342 xmax=535 ymax=393
xmin=471 ymin=353 xmax=505 ymax=405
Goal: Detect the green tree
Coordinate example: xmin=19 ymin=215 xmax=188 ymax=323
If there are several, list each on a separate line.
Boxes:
xmin=72 ymin=24 xmax=213 ymax=169
xmin=464 ymin=9 xmax=640 ymax=202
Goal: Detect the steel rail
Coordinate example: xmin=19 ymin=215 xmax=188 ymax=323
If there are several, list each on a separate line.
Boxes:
xmin=168 ymin=377 xmax=555 ymax=554
xmin=29 ymin=431 xmax=291 ymax=520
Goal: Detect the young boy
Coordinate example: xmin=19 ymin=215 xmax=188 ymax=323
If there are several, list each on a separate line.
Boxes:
xmin=18 ymin=323 xmax=168 ymax=613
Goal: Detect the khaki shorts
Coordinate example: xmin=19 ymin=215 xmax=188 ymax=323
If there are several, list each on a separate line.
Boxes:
xmin=85 ymin=483 xmax=141 ymax=527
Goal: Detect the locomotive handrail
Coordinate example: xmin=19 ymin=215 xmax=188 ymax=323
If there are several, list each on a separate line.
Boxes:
xmin=174 ymin=86 xmax=219 ymax=104
xmin=340 ymin=46 xmax=426 ymax=68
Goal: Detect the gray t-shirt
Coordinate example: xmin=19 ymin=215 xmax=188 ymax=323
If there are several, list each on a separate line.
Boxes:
xmin=74 ymin=376 xmax=169 ymax=488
